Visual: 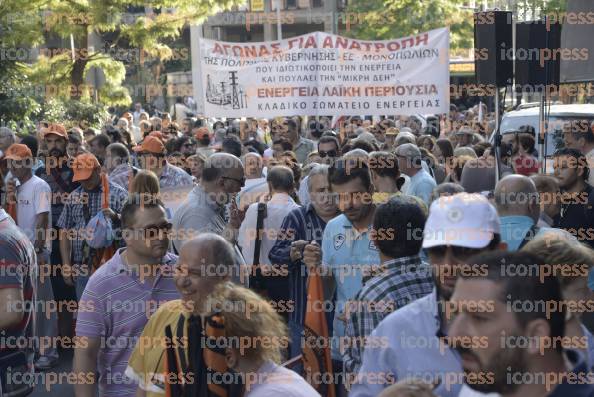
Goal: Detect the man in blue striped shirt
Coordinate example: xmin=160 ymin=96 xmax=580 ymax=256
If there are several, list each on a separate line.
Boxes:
xmin=269 ymin=164 xmax=339 ymax=361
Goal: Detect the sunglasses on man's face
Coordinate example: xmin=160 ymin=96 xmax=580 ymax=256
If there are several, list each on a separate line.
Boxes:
xmin=319 ymin=150 xmax=337 ymax=158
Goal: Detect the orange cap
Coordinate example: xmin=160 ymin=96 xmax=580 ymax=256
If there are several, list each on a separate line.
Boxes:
xmin=133 ymin=136 xmax=165 ymax=154
xmin=148 ymin=131 xmax=165 ymax=142
xmin=4 ymin=144 xmax=32 ymax=161
xmin=194 ymin=127 xmax=210 ymax=140
xmin=41 ymin=123 xmax=68 ymax=139
xmin=72 ymin=153 xmax=101 ymax=182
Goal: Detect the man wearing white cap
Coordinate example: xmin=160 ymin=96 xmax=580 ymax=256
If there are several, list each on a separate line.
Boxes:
xmin=351 ymin=193 xmax=506 ymax=397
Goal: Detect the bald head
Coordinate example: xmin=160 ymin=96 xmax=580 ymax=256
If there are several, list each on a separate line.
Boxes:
xmin=179 ymin=233 xmax=235 ymax=270
xmin=494 ymin=174 xmax=540 ymax=221
xmin=201 ymin=153 xmax=245 ymax=199
xmin=203 ymin=153 xmax=243 ymax=179
xmin=267 ymin=165 xmax=294 ymax=194
xmin=176 ymin=234 xmax=236 ymax=314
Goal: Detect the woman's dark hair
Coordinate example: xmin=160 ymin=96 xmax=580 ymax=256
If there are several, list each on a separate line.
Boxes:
xmin=417 ymin=134 xmax=437 ymax=151
xmin=419 ymin=147 xmax=439 ymax=171
xmin=435 ymin=138 xmax=454 ymax=161
xmin=272 ymin=137 xmax=293 ymax=152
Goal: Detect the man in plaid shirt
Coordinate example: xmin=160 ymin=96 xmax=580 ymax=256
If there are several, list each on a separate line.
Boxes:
xmin=58 ymin=153 xmax=128 ymax=300
xmin=343 ymin=195 xmax=433 ymax=376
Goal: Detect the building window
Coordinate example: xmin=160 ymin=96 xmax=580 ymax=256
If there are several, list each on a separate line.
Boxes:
xmin=312 ymin=0 xmax=323 ymax=7
xmin=286 ymin=0 xmax=297 ymax=9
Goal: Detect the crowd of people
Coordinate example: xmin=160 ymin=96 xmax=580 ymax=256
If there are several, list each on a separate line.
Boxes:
xmin=1 ymin=98 xmax=594 ymax=397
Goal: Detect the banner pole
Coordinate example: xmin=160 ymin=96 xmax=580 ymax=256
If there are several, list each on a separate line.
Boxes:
xmin=494 ymin=88 xmax=502 ymax=184
xmin=276 ymin=0 xmax=282 ymax=40
xmin=190 ymin=24 xmax=205 ymax=116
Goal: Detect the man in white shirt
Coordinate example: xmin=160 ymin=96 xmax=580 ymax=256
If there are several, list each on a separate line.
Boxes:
xmin=132 ymin=102 xmax=144 ymax=127
xmin=238 ymin=152 xmax=268 ymax=210
xmin=4 ymin=143 xmax=59 ymax=369
xmin=563 ymin=120 xmax=594 ymax=187
xmin=170 ymin=96 xmax=193 ymax=125
xmin=238 ymin=166 xmax=300 ymax=300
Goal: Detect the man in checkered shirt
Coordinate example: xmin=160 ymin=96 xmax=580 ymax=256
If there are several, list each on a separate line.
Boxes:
xmin=343 ymin=195 xmax=433 ymax=376
xmin=57 ymin=153 xmax=128 ymax=300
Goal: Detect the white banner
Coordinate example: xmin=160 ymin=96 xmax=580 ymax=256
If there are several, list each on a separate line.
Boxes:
xmin=197 ymin=28 xmax=450 ymax=118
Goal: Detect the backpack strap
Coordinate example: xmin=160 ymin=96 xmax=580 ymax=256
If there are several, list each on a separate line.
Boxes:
xmin=518 ymin=224 xmax=540 ymax=250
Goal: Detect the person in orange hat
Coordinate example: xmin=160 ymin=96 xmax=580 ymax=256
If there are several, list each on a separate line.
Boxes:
xmin=40 ymin=123 xmax=68 ymax=162
xmin=194 ymin=125 xmax=214 ymax=158
xmin=133 ymin=136 xmax=192 ymax=191
xmin=4 ymin=143 xmax=60 ymax=369
xmin=148 ymin=130 xmax=166 ymax=142
xmin=35 ymin=123 xmax=81 ymax=345
xmin=57 ymin=153 xmax=128 ymax=300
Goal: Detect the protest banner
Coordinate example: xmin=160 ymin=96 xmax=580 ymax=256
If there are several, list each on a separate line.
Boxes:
xmin=197 ymin=27 xmax=449 ymax=118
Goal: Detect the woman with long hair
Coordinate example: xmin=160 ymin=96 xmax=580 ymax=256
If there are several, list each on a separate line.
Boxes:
xmin=207 ymin=283 xmax=320 ymax=396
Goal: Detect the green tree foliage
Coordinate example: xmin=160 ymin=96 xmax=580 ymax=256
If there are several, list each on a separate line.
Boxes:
xmin=1 ymin=0 xmax=245 ymax=129
xmin=345 ymin=0 xmax=473 ymax=50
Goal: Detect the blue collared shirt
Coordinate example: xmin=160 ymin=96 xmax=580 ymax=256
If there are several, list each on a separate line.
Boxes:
xmin=350 ymin=289 xmax=463 ymax=397
xmin=499 ymin=215 xmax=574 ymax=252
xmin=405 ymin=168 xmax=436 ymax=207
xmin=321 ymin=214 xmax=380 ymax=360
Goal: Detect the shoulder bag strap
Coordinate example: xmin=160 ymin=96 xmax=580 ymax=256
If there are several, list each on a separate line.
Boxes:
xmin=518 ymin=224 xmax=540 ymax=250
xmin=252 ymin=202 xmax=267 ymax=292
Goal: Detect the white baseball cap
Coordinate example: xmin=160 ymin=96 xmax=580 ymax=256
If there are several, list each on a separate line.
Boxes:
xmin=423 ymin=193 xmax=500 ymax=249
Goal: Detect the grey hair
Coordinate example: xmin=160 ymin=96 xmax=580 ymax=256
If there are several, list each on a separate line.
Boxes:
xmin=307 ymin=164 xmax=330 ymax=192
xmin=0 ymin=127 xmax=16 ymax=142
xmin=354 ymin=126 xmax=367 ymax=136
xmin=343 ymin=148 xmax=369 ymax=160
xmin=394 ymin=132 xmax=416 ymax=146
xmin=453 ymin=146 xmax=478 ymax=158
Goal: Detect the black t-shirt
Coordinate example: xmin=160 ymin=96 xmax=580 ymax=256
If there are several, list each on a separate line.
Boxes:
xmin=35 ymin=162 xmax=79 ymax=227
xmin=556 ymin=184 xmax=594 ymax=248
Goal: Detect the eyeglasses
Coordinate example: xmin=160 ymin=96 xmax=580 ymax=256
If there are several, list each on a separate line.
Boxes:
xmin=319 ymin=150 xmax=337 ymax=158
xmin=222 ymin=176 xmax=246 ymax=186
xmin=426 ymin=245 xmax=483 ymax=259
